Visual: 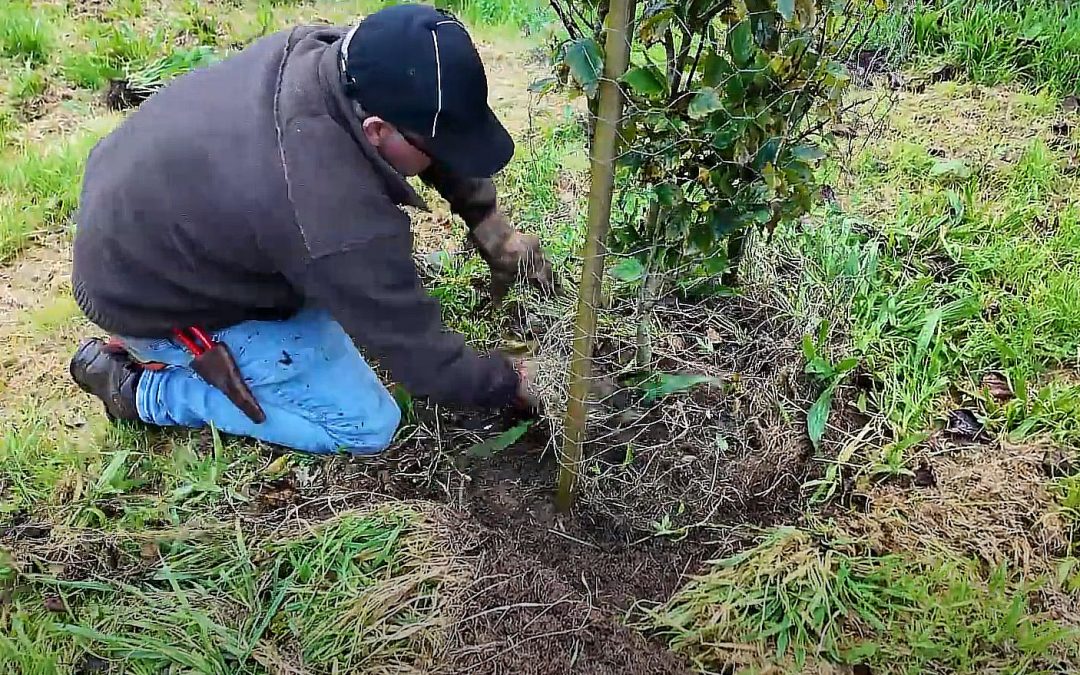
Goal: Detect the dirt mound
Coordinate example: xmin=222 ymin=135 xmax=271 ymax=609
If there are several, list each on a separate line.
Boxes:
xmin=252 ymin=286 xmax=821 ymax=672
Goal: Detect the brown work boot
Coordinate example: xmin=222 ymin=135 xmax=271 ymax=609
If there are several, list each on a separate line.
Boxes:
xmin=69 ymin=338 xmax=142 ymax=422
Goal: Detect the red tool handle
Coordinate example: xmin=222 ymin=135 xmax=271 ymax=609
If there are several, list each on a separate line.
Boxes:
xmin=172 ymin=327 xmax=215 ymax=356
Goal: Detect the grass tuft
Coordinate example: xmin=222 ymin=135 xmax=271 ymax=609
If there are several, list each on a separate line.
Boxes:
xmin=1 ymin=507 xmax=466 ymax=672
xmin=0 ymin=3 xmax=52 ymax=67
xmin=871 ymin=0 xmax=1080 ymax=93
xmin=648 ymin=526 xmax=1075 ymax=673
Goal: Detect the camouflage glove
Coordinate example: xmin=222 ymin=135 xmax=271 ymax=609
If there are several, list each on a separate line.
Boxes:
xmin=470 ymin=211 xmax=556 ymax=305
xmin=512 ymin=358 xmax=543 ymax=416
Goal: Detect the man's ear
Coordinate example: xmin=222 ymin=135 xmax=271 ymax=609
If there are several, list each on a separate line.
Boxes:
xmin=361 ymin=116 xmax=388 ymax=148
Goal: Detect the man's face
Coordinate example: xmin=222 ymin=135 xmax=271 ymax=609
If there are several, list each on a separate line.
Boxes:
xmin=361 ymin=117 xmax=433 ymax=176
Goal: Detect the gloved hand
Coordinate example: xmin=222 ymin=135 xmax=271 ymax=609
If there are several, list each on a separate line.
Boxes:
xmin=470 ymin=211 xmax=556 ymax=305
xmin=512 ymin=358 xmax=543 ymax=416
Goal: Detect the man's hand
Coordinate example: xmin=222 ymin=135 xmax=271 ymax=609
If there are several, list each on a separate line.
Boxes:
xmin=470 ymin=211 xmax=556 ymax=305
xmin=512 ymin=358 xmax=543 ymax=416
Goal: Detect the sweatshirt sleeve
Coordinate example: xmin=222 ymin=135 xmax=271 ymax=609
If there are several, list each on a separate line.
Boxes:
xmin=274 ymin=114 xmax=518 ymax=408
xmin=419 ymin=162 xmax=499 ymax=229
xmin=300 ymin=235 xmax=519 ymax=408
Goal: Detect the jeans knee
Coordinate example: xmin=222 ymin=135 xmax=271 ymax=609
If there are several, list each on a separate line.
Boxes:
xmin=329 ymin=397 xmax=401 ymax=455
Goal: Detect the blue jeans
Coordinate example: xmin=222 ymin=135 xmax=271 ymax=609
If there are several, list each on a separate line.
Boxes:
xmin=121 ymin=309 xmax=401 ymax=455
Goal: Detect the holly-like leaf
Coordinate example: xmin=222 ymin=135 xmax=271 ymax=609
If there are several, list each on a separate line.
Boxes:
xmin=689 ymin=87 xmax=724 ymax=119
xmin=562 ymin=37 xmax=603 ymax=98
xmin=610 ymin=257 xmax=646 ymax=282
xmin=703 ymin=52 xmax=734 ymax=86
xmin=622 ymin=66 xmax=668 ymax=98
xmin=712 ymin=121 xmax=743 ymax=149
xmin=727 ymin=20 xmax=755 ymax=67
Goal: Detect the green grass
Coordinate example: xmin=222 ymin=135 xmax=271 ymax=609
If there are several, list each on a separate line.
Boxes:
xmin=648 ymin=526 xmax=1075 ymax=674
xmin=0 ymin=120 xmax=117 ymax=261
xmin=436 ymin=0 xmax=552 ymax=31
xmin=783 ymin=100 xmax=1080 ymax=447
xmin=871 ymin=0 xmax=1080 ymax=93
xmin=0 ymin=3 xmax=52 ymax=67
xmin=0 ymin=506 xmax=454 ymax=673
xmin=8 ymin=65 xmax=47 ymax=106
xmin=62 ymin=20 xmax=171 ymax=90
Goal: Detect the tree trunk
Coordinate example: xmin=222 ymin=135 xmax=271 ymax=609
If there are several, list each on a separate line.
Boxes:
xmin=722 ymin=228 xmax=748 ymax=288
xmin=635 ymin=202 xmax=663 ymax=369
xmin=556 ymin=0 xmax=636 ymax=513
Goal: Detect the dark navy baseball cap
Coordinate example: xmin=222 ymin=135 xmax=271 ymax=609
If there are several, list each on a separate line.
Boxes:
xmin=339 ymin=4 xmax=515 ymax=178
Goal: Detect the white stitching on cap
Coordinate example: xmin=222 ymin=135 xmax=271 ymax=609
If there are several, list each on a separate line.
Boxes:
xmin=430 ymin=19 xmax=464 ymax=138
xmin=340 ymin=24 xmax=359 ymax=78
xmin=430 ymin=30 xmax=442 ymax=137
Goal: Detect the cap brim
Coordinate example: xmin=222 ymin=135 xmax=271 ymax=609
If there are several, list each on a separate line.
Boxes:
xmin=426 ymin=107 xmax=515 ymax=179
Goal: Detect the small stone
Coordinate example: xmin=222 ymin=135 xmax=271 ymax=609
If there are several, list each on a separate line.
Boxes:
xmin=43 ymin=596 xmax=65 ymax=613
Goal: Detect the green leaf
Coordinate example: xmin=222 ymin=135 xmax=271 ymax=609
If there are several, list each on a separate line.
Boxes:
xmin=790 ymin=144 xmax=826 ymax=162
xmin=778 ymin=0 xmax=796 ymax=21
xmin=808 ymin=385 xmax=835 ymax=449
xmin=610 ymin=257 xmax=646 ymax=282
xmin=710 ymin=208 xmax=740 ymax=237
xmin=712 ymin=121 xmax=742 ymax=150
xmin=528 ymin=77 xmax=558 ymax=94
xmin=95 ymin=450 xmax=131 ymax=494
xmin=563 ymin=37 xmax=603 ymax=98
xmin=466 ymin=422 xmax=531 ymax=458
xmin=689 ymin=87 xmax=724 ymax=119
xmin=639 ymin=373 xmax=720 ymax=403
xmin=725 ymin=71 xmax=746 ymax=100
xmin=835 ymin=357 xmax=860 ymax=375
xmin=930 ymin=158 xmax=972 ymax=181
xmin=655 ymin=183 xmax=676 ymax=206
xmin=802 ymin=333 xmax=817 ymax=361
xmin=727 ymin=21 xmax=755 ymax=68
xmin=915 ymin=308 xmax=941 ymax=358
xmin=622 ymin=66 xmax=668 ymax=98
xmin=703 ymin=52 xmax=733 ymax=86
xmin=753 ymin=137 xmax=781 ymax=171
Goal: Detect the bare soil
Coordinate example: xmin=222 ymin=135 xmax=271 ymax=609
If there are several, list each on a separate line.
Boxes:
xmin=235 ymin=282 xmax=824 ymax=673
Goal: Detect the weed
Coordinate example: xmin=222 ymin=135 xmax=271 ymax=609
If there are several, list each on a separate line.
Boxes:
xmin=435 ymin=0 xmax=552 ymax=32
xmin=648 ymin=526 xmax=1074 ymax=673
xmin=178 ymin=0 xmax=222 ymax=46
xmin=870 ymin=0 xmax=1080 ymax=93
xmin=0 ymin=123 xmax=115 ymax=260
xmin=8 ymin=66 xmax=47 ymax=106
xmin=111 ymin=45 xmax=218 ymax=108
xmin=1 ymin=508 xmax=458 ymax=672
xmin=0 ymin=3 xmax=52 ymax=67
xmin=62 ymin=21 xmax=169 ymax=90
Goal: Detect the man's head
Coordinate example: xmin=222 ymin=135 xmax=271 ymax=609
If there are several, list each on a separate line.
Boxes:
xmin=340 ymin=4 xmax=514 ymax=178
